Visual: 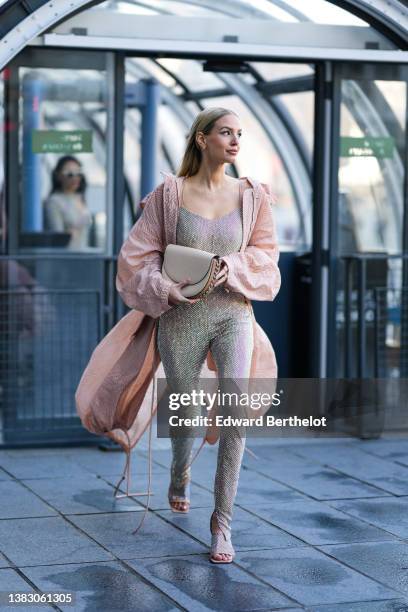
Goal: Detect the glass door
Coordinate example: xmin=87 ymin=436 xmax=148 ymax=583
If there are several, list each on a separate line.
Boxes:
xmin=329 ymin=62 xmax=408 ymax=379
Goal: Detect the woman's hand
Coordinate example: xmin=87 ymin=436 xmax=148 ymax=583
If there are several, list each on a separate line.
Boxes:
xmin=212 ymin=260 xmax=229 ymax=289
xmin=168 ymin=277 xmax=201 ymax=306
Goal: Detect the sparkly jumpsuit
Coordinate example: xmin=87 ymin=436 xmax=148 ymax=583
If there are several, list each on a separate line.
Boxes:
xmin=157 ymin=198 xmax=254 ymax=538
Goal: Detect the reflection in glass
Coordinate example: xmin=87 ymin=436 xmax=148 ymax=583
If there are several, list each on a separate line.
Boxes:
xmin=336 ymin=78 xmax=407 ymax=378
xmin=18 ymin=67 xmax=108 ymax=252
xmin=338 ymin=79 xmax=406 ymax=255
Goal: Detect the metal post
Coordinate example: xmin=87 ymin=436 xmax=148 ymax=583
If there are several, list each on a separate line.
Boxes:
xmin=344 ymin=257 xmax=353 ymax=378
xmin=141 ymin=78 xmax=160 ymax=200
xmin=357 ymin=257 xmax=367 ymax=378
xmin=311 ymin=62 xmax=333 ymax=378
xmin=22 ymin=74 xmax=43 ymax=231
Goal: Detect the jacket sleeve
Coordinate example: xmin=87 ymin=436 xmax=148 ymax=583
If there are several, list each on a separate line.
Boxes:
xmin=116 ymin=183 xmax=174 ymax=319
xmin=220 ymin=184 xmax=281 ymax=302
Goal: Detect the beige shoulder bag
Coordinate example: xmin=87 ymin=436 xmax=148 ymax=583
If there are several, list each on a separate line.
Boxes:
xmin=162 ymin=243 xmax=221 ymax=298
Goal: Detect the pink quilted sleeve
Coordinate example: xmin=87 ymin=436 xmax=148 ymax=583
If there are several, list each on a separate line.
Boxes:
xmin=116 ymin=184 xmax=174 ymax=319
xmin=220 ymin=185 xmax=281 ymax=302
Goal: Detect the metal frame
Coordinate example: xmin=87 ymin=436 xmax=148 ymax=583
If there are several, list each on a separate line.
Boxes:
xmin=107 ymin=51 xmax=125 ymax=258
xmin=311 ymin=61 xmax=333 ymax=378
xmin=0 ymin=0 xmax=407 ymax=69
xmin=39 ymin=35 xmax=408 ymax=63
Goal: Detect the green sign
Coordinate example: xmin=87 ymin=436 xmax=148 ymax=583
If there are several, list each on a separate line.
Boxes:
xmin=340 ymin=136 xmax=394 ymax=158
xmin=32 ymin=130 xmax=93 ymax=154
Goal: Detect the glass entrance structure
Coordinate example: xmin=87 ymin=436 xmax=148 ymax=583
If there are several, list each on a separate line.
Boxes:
xmin=0 ymin=0 xmax=407 ymax=445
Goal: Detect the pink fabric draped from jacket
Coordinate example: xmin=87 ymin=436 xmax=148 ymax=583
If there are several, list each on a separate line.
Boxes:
xmin=75 ymin=172 xmax=281 ymax=454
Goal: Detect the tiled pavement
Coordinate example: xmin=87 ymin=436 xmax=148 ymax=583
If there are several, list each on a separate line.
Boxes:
xmin=0 ymin=435 xmax=408 ymax=611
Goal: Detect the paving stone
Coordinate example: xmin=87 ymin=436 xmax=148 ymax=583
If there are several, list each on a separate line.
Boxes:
xmin=243 ymin=445 xmax=319 ymax=469
xmin=69 ymin=511 xmax=207 ymax=560
xmin=126 ymin=554 xmax=296 ymax=611
xmin=235 ymin=467 xmax=310 ymax=505
xmin=20 ymin=561 xmax=180 ymax=611
xmin=190 ymin=454 xmax=308 ymax=496
xmin=0 ymin=453 xmax=92 ymax=480
xmin=356 ymin=439 xmax=408 ymax=465
xmin=102 ymin=470 xmax=214 ymax=511
xmin=21 ymin=475 xmax=147 ymax=515
xmin=0 ymin=517 xmax=113 ymax=566
xmin=0 ymin=552 xmax=11 ymax=568
xmin=1 ymin=447 xmax=99 ymax=457
xmin=0 ymin=568 xmax=53 ymax=611
xmin=155 ymin=506 xmax=304 ymax=551
xmin=328 ymin=497 xmax=408 ymax=538
xmin=73 ymin=449 xmax=168 ymax=477
xmin=0 ymin=468 xmax=12 ymax=480
xmin=247 ymin=463 xmax=391 ymax=501
xmin=0 ymin=481 xmax=57 ymax=519
xmin=306 ymin=600 xmax=408 ymax=611
xmin=290 ymin=444 xmax=408 ymax=495
xmin=250 ymin=499 xmax=397 ymax=545
xmin=235 ymin=547 xmax=398 ymax=606
xmin=320 ymin=541 xmax=408 ymax=596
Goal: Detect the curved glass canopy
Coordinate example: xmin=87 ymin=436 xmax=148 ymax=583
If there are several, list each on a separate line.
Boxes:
xmin=1 ymin=0 xmax=406 ymax=253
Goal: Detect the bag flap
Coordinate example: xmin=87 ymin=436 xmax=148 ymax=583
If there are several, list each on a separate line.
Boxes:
xmin=162 ymin=244 xmax=216 ymax=283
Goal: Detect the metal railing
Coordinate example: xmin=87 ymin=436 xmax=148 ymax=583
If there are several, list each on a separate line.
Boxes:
xmin=0 ymin=255 xmax=121 ymax=447
xmin=0 ymin=289 xmax=101 ymax=444
xmin=341 ymin=253 xmax=408 ymax=379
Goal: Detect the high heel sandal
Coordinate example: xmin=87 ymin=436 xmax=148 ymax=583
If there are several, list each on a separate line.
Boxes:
xmin=209 ymin=510 xmax=235 ymax=564
xmin=168 ymin=478 xmax=191 ymax=513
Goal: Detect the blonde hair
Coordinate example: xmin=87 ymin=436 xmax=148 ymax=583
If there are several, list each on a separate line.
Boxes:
xmin=177 ymin=107 xmax=239 ymax=177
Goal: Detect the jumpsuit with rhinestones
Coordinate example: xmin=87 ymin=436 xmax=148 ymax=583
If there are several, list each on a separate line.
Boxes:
xmin=157 ymin=197 xmax=254 ymax=540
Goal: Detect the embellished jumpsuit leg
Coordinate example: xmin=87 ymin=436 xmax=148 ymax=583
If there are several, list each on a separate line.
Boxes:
xmin=157 ymin=284 xmax=254 ymax=534
xmin=157 ymin=301 xmax=209 ymax=496
xmin=157 ymin=200 xmax=251 ymax=535
xmin=208 ymin=296 xmax=253 ymax=538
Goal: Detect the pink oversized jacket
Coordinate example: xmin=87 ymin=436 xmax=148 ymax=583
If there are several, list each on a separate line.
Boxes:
xmin=75 ymin=172 xmax=281 ymax=456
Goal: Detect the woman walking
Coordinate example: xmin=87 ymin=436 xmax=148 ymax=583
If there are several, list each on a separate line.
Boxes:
xmin=115 ymin=106 xmax=281 ymax=564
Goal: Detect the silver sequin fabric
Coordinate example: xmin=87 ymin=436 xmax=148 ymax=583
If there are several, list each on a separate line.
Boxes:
xmin=157 ymin=205 xmax=254 ymax=537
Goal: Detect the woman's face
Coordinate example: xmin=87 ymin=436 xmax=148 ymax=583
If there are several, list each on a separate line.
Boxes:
xmin=59 ymin=160 xmax=82 ymax=193
xmin=197 ymin=114 xmax=242 ymax=165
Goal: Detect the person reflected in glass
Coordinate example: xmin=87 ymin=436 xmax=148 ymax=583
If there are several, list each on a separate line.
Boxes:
xmin=44 ymin=156 xmax=92 ymax=250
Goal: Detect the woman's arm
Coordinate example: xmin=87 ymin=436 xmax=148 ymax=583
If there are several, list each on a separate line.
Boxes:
xmin=116 ymin=184 xmax=174 ymax=319
xmin=44 ymin=195 xmax=65 ymax=232
xmin=220 ymin=185 xmax=281 ymax=302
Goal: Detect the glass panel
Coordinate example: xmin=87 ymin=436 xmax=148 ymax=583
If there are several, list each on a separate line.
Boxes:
xmin=278 ymin=91 xmax=314 ymax=157
xmin=335 ymin=76 xmax=407 ymax=378
xmin=17 ymin=67 xmax=108 ymax=252
xmin=279 ymin=0 xmax=366 ymax=25
xmin=97 ymin=0 xmax=218 ymax=16
xmin=251 ymin=62 xmax=314 ymax=80
xmin=99 ymin=0 xmax=367 ymax=23
xmin=338 ymin=80 xmax=406 ymax=255
xmin=158 ymin=58 xmax=224 ymax=93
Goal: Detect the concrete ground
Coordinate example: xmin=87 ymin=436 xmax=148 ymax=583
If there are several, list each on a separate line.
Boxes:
xmin=0 ymin=433 xmax=408 ymax=611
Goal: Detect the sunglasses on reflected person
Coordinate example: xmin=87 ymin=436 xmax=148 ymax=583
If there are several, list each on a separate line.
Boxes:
xmin=61 ymin=171 xmax=83 ymax=178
